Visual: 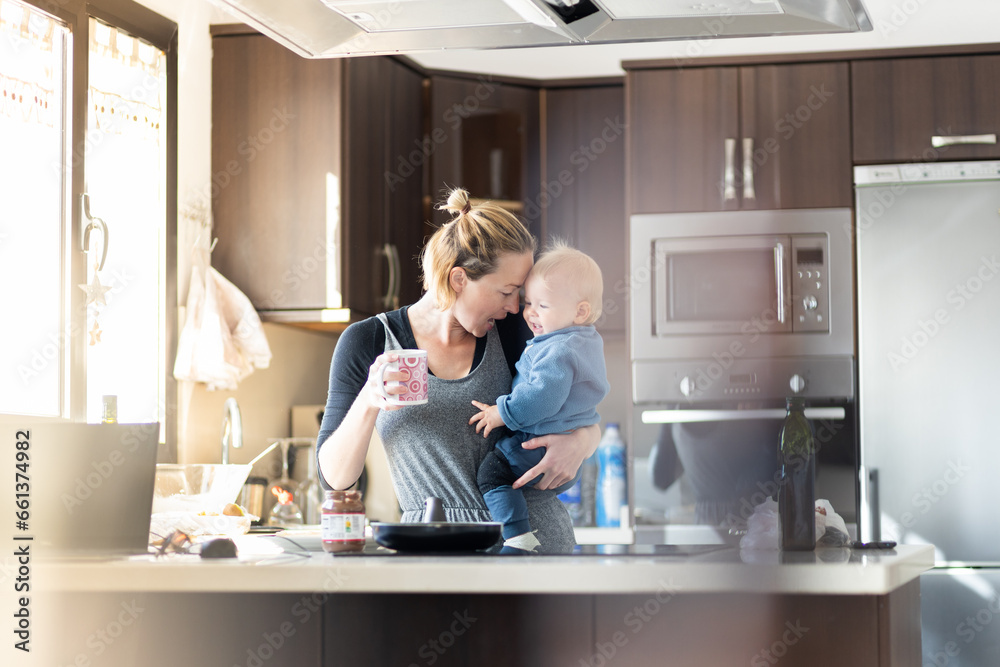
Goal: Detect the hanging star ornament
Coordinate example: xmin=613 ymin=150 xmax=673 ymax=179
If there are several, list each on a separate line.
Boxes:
xmin=88 ymin=320 xmax=102 ymax=346
xmin=79 ymin=271 xmax=112 ymax=306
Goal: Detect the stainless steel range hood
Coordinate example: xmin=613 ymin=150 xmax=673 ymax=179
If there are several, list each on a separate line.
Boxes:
xmin=214 ymin=0 xmax=872 ymax=59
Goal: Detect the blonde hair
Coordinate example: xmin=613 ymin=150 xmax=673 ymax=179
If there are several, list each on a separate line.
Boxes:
xmin=531 ymin=240 xmax=603 ymax=325
xmin=421 ymin=188 xmax=536 ymax=309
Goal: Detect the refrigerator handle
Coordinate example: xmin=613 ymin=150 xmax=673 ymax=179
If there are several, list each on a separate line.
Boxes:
xmin=858 ymin=466 xmax=880 ymax=543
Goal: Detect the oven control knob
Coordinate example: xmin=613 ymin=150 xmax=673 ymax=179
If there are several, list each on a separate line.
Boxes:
xmin=789 ymin=374 xmax=807 ymax=394
xmin=802 ymin=294 xmax=818 ymax=311
xmin=679 ymin=376 xmax=694 ymax=397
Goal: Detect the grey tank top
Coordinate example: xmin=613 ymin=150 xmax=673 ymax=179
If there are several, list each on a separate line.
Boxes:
xmin=375 ymin=313 xmax=576 ymax=553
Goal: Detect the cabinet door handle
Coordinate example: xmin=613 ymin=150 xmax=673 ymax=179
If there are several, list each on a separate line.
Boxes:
xmin=742 ymin=137 xmax=756 ymax=201
xmin=931 ymin=133 xmax=997 ymax=148
xmin=382 ymin=243 xmax=397 ymax=311
xmin=774 ymin=241 xmax=786 ymax=324
xmin=389 ymin=243 xmax=401 ymax=310
xmin=723 ymin=138 xmax=737 ymax=201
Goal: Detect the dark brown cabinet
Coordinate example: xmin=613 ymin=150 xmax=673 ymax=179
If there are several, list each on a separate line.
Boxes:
xmin=428 ymin=75 xmax=541 ymax=233
xmin=852 ymin=54 xmax=1000 ymax=164
xmin=343 ymin=56 xmax=427 ymax=314
xmin=211 ymin=34 xmax=425 ymax=323
xmin=627 ymin=62 xmax=851 ymax=213
xmin=543 ymin=85 xmax=627 ymax=333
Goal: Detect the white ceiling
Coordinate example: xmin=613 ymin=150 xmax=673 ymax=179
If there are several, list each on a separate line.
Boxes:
xmin=209 ymin=1 xmax=1000 ymax=81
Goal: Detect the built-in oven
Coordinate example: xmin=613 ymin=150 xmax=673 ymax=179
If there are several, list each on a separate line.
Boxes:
xmin=630 ymin=208 xmax=855 ymax=404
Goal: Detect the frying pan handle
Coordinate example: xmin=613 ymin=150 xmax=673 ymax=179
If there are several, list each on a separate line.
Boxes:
xmin=423 ymin=497 xmax=445 ymax=523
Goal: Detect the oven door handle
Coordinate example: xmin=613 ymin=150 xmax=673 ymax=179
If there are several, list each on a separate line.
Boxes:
xmin=774 ymin=241 xmax=786 ymax=324
xmin=641 ymin=407 xmax=846 ymax=423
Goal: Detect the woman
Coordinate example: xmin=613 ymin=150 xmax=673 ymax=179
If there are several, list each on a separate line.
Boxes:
xmin=316 ymin=188 xmax=599 ymax=552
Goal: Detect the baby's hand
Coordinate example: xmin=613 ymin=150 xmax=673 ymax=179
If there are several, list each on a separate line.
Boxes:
xmin=469 ymin=400 xmax=505 ymax=438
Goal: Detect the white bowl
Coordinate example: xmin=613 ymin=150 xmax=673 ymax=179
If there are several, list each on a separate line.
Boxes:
xmin=152 ymin=463 xmax=252 ymax=514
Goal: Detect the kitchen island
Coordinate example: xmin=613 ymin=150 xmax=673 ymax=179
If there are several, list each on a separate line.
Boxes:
xmin=28 ymin=541 xmax=932 ymax=667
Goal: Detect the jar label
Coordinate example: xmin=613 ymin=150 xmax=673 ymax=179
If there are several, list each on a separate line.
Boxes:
xmin=322 ymin=512 xmax=365 ymax=541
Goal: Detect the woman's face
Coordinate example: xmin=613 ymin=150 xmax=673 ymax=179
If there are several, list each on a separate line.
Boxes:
xmin=453 ymin=251 xmax=533 ymax=337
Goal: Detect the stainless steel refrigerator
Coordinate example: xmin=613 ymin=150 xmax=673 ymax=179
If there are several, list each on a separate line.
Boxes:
xmin=855 ymin=160 xmax=1000 ymax=666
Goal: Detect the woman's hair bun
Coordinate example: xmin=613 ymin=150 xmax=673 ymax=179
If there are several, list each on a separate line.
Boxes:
xmin=437 ymin=187 xmax=472 ymax=218
xmin=420 ymin=186 xmax=535 ymax=311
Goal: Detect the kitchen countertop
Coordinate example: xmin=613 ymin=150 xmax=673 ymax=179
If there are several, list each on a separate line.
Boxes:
xmin=35 ymin=535 xmax=933 ymax=597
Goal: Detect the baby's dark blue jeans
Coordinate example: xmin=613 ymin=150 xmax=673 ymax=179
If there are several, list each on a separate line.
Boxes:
xmin=477 ymin=431 xmax=581 ymax=540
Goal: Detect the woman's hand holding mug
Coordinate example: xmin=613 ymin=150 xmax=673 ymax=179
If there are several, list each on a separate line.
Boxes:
xmin=374 ymin=349 xmax=428 ymax=407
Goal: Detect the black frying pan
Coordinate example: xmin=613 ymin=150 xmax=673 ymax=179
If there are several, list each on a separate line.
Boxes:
xmin=371 ymin=497 xmax=501 ymax=552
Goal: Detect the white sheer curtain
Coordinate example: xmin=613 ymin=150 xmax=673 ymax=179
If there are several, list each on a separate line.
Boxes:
xmin=0 ymin=0 xmax=68 ymax=416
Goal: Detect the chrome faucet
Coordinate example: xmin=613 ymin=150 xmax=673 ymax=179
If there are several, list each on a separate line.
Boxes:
xmin=221 ymin=397 xmax=243 ymax=465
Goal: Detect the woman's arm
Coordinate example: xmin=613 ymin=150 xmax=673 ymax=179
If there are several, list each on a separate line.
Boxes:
xmin=512 ymin=423 xmax=601 ymax=490
xmin=317 ymin=387 xmax=380 ymax=490
xmin=316 ymin=320 xmax=404 ymax=490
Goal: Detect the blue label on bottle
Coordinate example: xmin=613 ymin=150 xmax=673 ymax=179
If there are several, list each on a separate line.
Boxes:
xmin=558 ymin=482 xmax=581 ymax=505
xmin=596 ymin=450 xmax=626 ymax=527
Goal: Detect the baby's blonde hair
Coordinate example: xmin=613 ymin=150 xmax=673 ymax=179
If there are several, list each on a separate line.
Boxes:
xmin=531 ymin=240 xmax=603 ymax=325
xmin=420 ymin=188 xmax=536 ymax=310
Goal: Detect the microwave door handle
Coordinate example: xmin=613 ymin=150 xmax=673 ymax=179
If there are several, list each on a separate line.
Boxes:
xmin=774 ymin=242 xmax=786 ymax=324
xmin=723 ymin=138 xmax=737 ymax=201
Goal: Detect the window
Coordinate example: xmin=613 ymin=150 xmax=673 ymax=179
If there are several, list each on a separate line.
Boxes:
xmin=0 ymin=0 xmax=68 ymax=416
xmin=83 ymin=16 xmax=167 ymax=425
xmin=0 ymin=0 xmax=177 ymax=454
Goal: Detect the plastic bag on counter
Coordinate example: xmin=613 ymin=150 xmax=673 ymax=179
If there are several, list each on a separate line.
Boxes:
xmin=739 ymin=498 xmax=850 ymax=551
xmin=814 ymin=498 xmax=850 ymax=547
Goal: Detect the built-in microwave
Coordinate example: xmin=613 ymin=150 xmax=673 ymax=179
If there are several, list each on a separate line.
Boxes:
xmin=630 ymin=209 xmax=855 ymax=404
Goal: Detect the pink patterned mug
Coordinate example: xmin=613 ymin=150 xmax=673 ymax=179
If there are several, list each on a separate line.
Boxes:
xmin=377 ymin=349 xmax=429 ymax=405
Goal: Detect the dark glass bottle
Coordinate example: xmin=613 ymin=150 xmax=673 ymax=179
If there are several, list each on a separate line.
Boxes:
xmin=778 ymin=396 xmax=816 ymax=550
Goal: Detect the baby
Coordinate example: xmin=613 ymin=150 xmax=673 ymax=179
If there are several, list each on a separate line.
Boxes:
xmin=471 ymin=241 xmax=610 ymax=552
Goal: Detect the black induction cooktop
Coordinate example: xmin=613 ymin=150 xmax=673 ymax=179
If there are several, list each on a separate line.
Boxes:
xmin=256 ymin=532 xmax=732 ymax=557
xmin=323 ymin=542 xmax=730 ymax=557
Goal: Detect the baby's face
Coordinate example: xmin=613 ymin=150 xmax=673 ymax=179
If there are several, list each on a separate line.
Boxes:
xmin=522 ymin=271 xmax=587 ymax=336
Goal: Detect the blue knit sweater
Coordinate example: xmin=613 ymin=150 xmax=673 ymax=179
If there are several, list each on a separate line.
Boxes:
xmin=497 ymin=325 xmax=610 ymax=436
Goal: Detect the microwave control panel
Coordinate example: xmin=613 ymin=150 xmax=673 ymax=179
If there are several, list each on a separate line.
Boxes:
xmin=790 ymin=235 xmax=830 ymax=333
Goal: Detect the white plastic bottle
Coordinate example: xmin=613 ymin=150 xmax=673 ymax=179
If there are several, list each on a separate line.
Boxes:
xmin=596 ymin=423 xmax=627 ymax=527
